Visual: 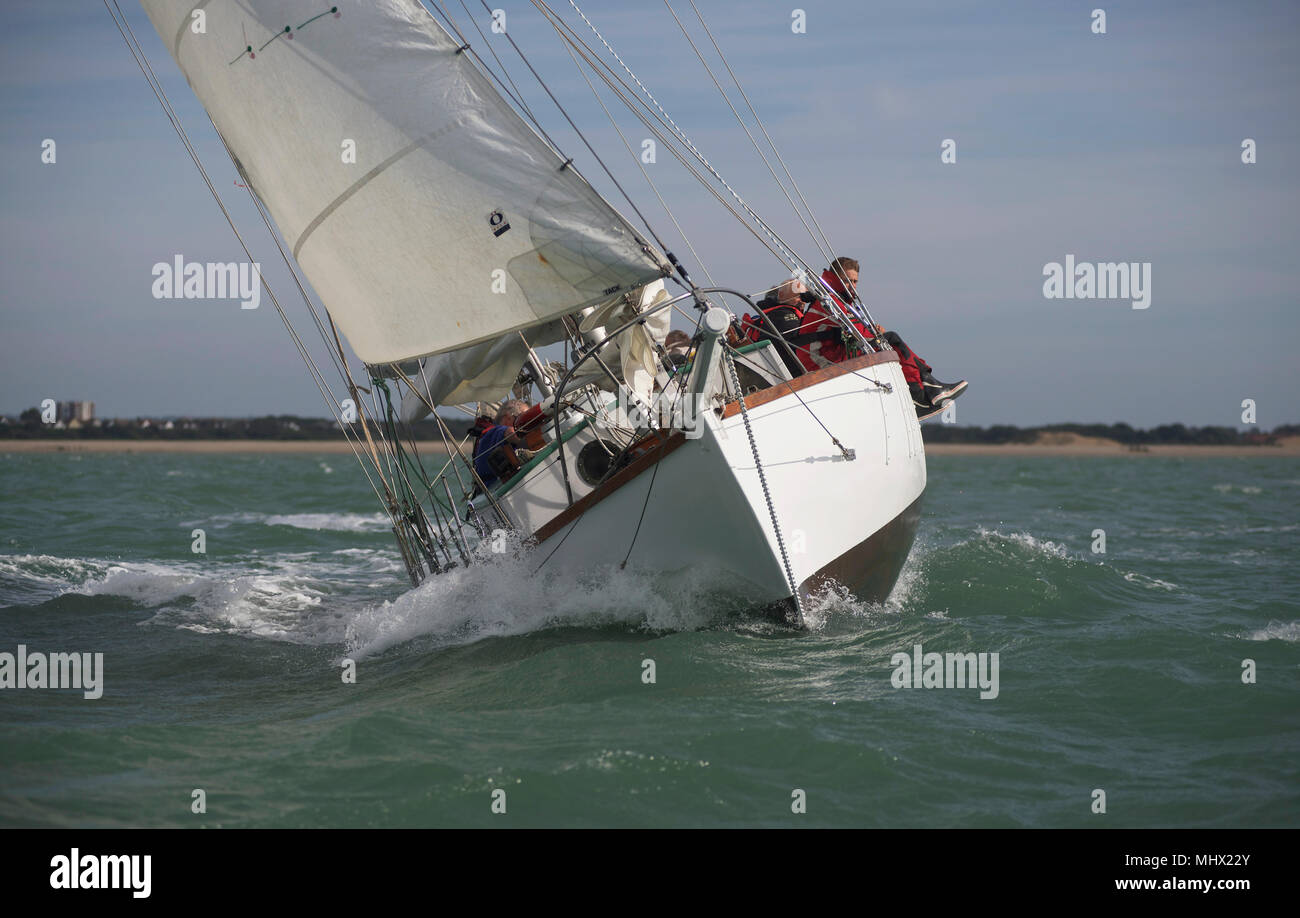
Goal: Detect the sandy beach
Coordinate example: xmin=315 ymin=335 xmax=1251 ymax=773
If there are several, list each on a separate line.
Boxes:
xmin=924 ymin=432 xmax=1300 ymax=456
xmin=923 ymin=443 xmax=1298 ymax=457
xmin=3 ymin=434 xmax=1295 ymax=457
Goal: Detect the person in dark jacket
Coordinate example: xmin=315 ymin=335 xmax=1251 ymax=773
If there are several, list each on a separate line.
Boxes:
xmin=741 ymin=277 xmax=835 ymax=377
xmin=472 ymin=399 xmax=535 ymax=490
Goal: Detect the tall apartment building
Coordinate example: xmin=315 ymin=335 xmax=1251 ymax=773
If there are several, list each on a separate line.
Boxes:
xmin=56 ymin=401 xmax=95 ymax=422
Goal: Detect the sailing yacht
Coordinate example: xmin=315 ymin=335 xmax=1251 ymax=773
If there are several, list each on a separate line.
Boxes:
xmin=122 ymin=0 xmax=927 ymax=622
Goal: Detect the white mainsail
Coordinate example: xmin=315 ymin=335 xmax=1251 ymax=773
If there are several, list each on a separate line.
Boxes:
xmin=140 ymin=0 xmax=668 ymax=364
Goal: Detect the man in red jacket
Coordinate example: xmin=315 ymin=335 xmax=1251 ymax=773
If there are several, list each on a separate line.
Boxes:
xmin=810 ymin=256 xmax=967 ymax=414
xmin=742 ymin=277 xmax=843 ymax=376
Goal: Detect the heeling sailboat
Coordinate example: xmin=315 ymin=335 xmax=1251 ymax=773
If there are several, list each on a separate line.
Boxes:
xmin=120 ymin=0 xmax=926 ymax=623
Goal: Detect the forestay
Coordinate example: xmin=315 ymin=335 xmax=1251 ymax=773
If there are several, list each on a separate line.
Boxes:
xmin=140 ymin=0 xmax=668 ymax=364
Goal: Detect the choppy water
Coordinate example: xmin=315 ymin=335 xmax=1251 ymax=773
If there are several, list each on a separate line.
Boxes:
xmin=1 ymin=450 xmax=1296 ymax=827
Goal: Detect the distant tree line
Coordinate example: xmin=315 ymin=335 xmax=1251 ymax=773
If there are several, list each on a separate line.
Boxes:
xmin=1 ymin=411 xmax=475 ymax=441
xmin=921 ymin=422 xmax=1291 ymax=445
xmin=3 ymin=410 xmax=1293 ymax=446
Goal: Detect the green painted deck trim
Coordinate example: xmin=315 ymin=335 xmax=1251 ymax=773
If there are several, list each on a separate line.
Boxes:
xmin=491 ymin=414 xmax=594 ymax=499
xmin=734 ymin=339 xmax=772 ymax=356
xmin=676 ymin=337 xmax=771 ymax=376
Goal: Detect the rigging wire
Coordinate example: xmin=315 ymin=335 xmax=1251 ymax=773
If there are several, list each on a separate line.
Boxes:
xmin=107 ymin=3 xmax=497 ymax=587
xmin=450 ymin=0 xmax=540 ymax=124
xmin=676 ymin=5 xmax=882 ymax=335
xmin=469 ymin=0 xmax=675 ymax=262
xmin=529 ymin=1 xmax=792 ymax=272
xmin=681 ymin=0 xmax=852 ymax=290
xmin=426 ymin=2 xmax=680 ymax=288
xmin=390 ymin=364 xmax=516 ymax=529
xmin=661 ymin=0 xmax=837 ymax=274
xmin=111 ymin=0 xmax=545 ymax=581
xmin=556 ymin=1 xmax=820 ymax=276
xmin=556 ymin=36 xmax=718 ymax=288
xmin=102 ymin=0 xmax=393 ymax=513
xmin=423 ymin=0 xmax=570 ymax=164
xmin=226 ymin=131 xmax=414 ymax=492
xmin=548 ymin=0 xmax=876 ymax=342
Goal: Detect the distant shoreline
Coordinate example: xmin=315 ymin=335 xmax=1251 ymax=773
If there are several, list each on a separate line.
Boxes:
xmin=923 ymin=432 xmax=1300 ymax=456
xmin=3 ymin=437 xmax=1296 ymax=457
xmin=925 ymin=441 xmax=1299 ymax=457
xmin=0 ymin=440 xmax=451 ymax=454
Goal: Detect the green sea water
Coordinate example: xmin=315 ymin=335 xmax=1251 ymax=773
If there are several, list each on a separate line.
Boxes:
xmin=1 ymin=450 xmax=1296 ymax=828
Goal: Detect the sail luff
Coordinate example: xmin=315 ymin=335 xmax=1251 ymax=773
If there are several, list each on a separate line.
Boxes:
xmin=139 ymin=0 xmax=668 ymax=365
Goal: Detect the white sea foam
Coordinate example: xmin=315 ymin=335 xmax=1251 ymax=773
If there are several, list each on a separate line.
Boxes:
xmin=78 ymin=561 xmax=213 ymax=605
xmin=798 ymin=581 xmax=871 ymax=631
xmin=0 ymin=550 xmax=368 ymax=644
xmin=795 ymin=536 xmax=931 ymax=632
xmin=1242 ymin=620 xmax=1300 ymax=643
xmin=142 ymin=573 xmax=332 ymax=642
xmin=1122 ymin=571 xmax=1179 ymax=591
xmin=177 ymin=511 xmax=390 ymax=532
xmin=2 ymin=517 xmax=1084 ymax=655
xmin=329 ymin=547 xmax=405 ymax=574
xmin=3 ymin=536 xmax=755 ymax=653
xmin=1212 ymin=483 xmax=1263 ymax=495
xmin=342 ymin=533 xmax=733 ymax=659
xmin=887 ymin=541 xmax=928 ymax=608
xmin=972 ymin=527 xmax=1071 ymax=559
xmin=0 ymin=553 xmax=107 ymax=583
xmin=262 ymin=512 xmax=390 ymax=532
xmin=73 ymin=552 xmax=357 ymax=641
xmin=0 ymin=553 xmax=114 ymax=606
xmin=177 ymin=511 xmax=266 ymax=530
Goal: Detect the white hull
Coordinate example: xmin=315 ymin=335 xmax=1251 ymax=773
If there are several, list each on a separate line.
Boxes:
xmin=488 ymin=352 xmax=926 ymax=610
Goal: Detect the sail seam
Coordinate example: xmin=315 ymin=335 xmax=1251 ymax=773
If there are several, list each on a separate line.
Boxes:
xmin=291 ymin=121 xmax=463 ymax=261
xmin=172 ymin=2 xmax=212 ymax=59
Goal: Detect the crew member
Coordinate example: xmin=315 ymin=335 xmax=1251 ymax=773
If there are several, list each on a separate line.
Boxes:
xmin=811 ymin=256 xmax=968 ymax=413
xmin=472 ymin=399 xmax=536 ymax=490
xmin=741 ymin=278 xmax=840 ymax=377
xmin=663 ymin=330 xmax=692 ymax=369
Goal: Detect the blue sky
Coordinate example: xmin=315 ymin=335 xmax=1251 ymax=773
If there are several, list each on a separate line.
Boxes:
xmin=1 ymin=0 xmax=1297 ymax=427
